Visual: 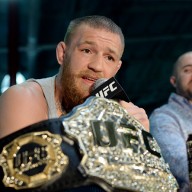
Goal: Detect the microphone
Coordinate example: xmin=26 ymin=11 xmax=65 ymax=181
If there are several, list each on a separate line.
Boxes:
xmin=91 ymin=77 xmax=130 ymax=102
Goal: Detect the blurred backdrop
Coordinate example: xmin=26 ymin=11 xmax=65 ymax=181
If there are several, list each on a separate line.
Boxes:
xmin=1 ymin=0 xmax=192 ymax=115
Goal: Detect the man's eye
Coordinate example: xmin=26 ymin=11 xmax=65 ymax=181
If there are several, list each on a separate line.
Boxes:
xmin=82 ymin=49 xmax=91 ymax=53
xmin=184 ymin=68 xmax=192 ymax=73
xmin=107 ymin=56 xmax=114 ymax=61
xmin=184 ymin=69 xmax=189 ymax=73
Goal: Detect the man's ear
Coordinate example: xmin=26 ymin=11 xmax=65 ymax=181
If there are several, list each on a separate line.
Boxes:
xmin=170 ymin=76 xmax=176 ymax=88
xmin=116 ymin=60 xmax=122 ymax=71
xmin=56 ymin=42 xmax=66 ymax=65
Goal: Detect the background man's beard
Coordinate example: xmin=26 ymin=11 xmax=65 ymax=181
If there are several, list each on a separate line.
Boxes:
xmin=60 ymin=63 xmax=87 ymax=113
xmin=177 ymin=82 xmax=192 ymax=101
xmin=185 ymin=90 xmax=192 ymax=101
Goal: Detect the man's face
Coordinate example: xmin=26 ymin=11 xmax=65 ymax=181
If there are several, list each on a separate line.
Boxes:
xmin=175 ymin=54 xmax=192 ymax=101
xmin=60 ymin=25 xmax=123 ymax=112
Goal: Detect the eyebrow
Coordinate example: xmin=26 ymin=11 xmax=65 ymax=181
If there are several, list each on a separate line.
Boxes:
xmin=182 ymin=64 xmax=192 ymax=68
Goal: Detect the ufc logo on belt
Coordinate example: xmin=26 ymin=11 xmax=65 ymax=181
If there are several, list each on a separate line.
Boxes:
xmin=95 ymin=81 xmax=117 ymax=97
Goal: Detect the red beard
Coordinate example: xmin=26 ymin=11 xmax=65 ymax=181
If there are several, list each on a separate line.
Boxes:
xmin=60 ymin=66 xmax=88 ymax=113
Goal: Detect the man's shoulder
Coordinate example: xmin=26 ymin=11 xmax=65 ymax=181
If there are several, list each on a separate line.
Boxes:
xmin=151 ymin=103 xmax=171 ymax=115
xmin=0 ymin=81 xmax=49 ymax=138
xmin=0 ymin=81 xmax=43 ymax=104
xmin=149 ymin=101 xmax=178 ymax=125
xmin=150 ymin=94 xmax=178 ymax=117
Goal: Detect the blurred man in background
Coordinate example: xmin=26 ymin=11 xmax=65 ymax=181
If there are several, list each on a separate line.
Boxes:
xmin=150 ymin=51 xmax=192 ymax=192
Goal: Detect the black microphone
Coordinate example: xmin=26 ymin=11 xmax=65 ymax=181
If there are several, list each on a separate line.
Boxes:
xmin=91 ymin=77 xmax=130 ymax=102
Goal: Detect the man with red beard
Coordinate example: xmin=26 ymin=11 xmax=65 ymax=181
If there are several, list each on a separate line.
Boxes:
xmin=150 ymin=51 xmax=192 ymax=192
xmin=0 ymin=15 xmax=149 ymax=138
xmin=0 ymin=16 xmax=180 ymax=192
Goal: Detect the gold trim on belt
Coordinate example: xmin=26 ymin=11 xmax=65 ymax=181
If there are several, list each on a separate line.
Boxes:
xmin=0 ymin=131 xmax=69 ymax=189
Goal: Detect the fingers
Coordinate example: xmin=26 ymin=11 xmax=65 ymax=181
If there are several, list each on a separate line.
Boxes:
xmin=119 ymin=100 xmax=150 ymax=132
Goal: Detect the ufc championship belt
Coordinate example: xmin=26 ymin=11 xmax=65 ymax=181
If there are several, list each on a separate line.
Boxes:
xmin=0 ymin=97 xmax=178 ymax=192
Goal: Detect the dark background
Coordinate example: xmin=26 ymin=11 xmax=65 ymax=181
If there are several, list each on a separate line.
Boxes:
xmin=1 ymin=0 xmax=192 ymax=115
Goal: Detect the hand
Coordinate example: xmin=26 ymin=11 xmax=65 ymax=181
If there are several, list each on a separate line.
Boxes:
xmin=119 ymin=100 xmax=150 ymax=132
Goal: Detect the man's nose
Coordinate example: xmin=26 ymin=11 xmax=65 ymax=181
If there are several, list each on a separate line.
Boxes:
xmin=88 ymin=55 xmax=103 ymax=72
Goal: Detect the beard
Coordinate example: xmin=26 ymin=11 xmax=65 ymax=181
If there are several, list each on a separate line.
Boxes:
xmin=60 ymin=56 xmax=91 ymax=113
xmin=176 ymin=81 xmax=192 ymax=101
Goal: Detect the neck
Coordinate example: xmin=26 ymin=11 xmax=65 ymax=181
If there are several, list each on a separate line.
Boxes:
xmin=55 ymin=100 xmax=65 ymax=116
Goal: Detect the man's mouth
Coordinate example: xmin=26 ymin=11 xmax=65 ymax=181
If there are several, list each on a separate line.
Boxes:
xmin=82 ymin=76 xmax=98 ymax=85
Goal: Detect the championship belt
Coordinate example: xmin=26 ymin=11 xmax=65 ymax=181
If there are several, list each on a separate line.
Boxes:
xmin=0 ymin=96 xmax=178 ymax=192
